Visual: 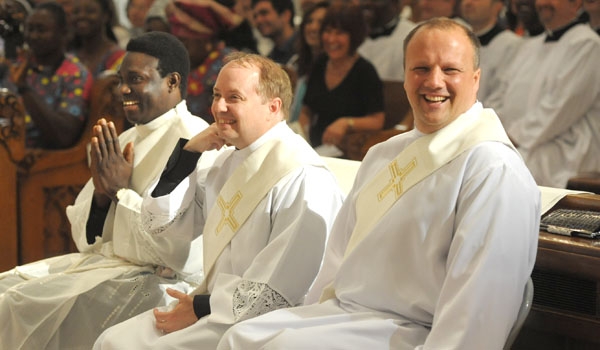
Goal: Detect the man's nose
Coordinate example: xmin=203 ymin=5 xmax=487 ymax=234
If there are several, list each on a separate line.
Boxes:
xmin=424 ymin=68 xmax=444 ymax=89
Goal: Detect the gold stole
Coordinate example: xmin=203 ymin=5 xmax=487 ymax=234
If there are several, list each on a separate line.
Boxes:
xmin=319 ymin=107 xmax=515 ymax=302
xmin=193 ymin=138 xmax=321 ymax=294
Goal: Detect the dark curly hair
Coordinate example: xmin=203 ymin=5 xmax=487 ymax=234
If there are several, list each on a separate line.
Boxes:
xmin=126 ymin=31 xmax=190 ymax=98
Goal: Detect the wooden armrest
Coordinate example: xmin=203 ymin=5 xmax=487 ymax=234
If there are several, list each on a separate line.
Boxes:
xmin=551 ymin=193 xmax=600 ymax=214
xmin=567 ymin=173 xmax=600 ymax=195
xmin=16 ymin=72 xmax=126 ymax=263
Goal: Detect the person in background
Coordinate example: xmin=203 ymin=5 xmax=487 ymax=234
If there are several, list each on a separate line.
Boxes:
xmin=505 ymin=0 xmax=544 ymax=36
xmin=94 ymin=52 xmax=344 ymax=349
xmin=212 ymin=0 xmax=259 ymax=53
xmin=461 ymin=0 xmax=521 ymax=106
xmin=0 ymin=31 xmax=211 ymax=349
xmin=144 ymin=0 xmax=171 ymax=32
xmin=217 ymin=18 xmax=540 ymax=349
xmin=166 ymin=0 xmax=236 ymax=122
xmin=300 ymin=4 xmax=384 ymax=151
xmin=0 ymin=0 xmax=31 ymax=60
xmin=252 ymin=0 xmax=298 ymax=65
xmin=584 ymin=0 xmax=600 ymax=34
xmin=493 ymin=0 xmax=600 ymax=187
xmin=71 ymin=0 xmax=126 ymax=77
xmin=412 ymin=0 xmax=456 ymax=22
xmin=127 ymin=0 xmax=155 ymax=38
xmin=0 ymin=1 xmax=93 ymax=149
xmin=289 ymin=1 xmax=328 ymax=125
xmin=356 ymin=0 xmax=416 ymax=130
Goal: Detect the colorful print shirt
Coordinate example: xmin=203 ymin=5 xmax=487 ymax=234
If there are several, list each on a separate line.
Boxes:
xmin=186 ymin=48 xmax=234 ymax=123
xmin=93 ymin=47 xmax=125 ymax=77
xmin=24 ymin=54 xmax=93 ymax=148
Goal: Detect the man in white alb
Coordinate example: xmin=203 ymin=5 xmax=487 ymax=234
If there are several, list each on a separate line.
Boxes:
xmin=0 ymin=32 xmax=212 ymax=349
xmin=217 ymin=18 xmax=541 ymax=350
xmin=461 ymin=0 xmax=522 ymax=106
xmin=357 ymin=0 xmax=416 ymax=128
xmin=94 ymin=52 xmax=344 ymax=349
xmin=493 ymin=0 xmax=600 ymax=187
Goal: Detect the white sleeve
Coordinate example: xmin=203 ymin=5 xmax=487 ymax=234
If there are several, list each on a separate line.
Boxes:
xmin=510 ymin=39 xmax=600 ymax=149
xmin=110 ymin=165 xmax=206 ymax=278
xmin=66 ymin=179 xmax=97 ymax=252
xmin=421 ymin=154 xmax=540 ymax=349
xmin=208 ymin=166 xmax=344 ymax=324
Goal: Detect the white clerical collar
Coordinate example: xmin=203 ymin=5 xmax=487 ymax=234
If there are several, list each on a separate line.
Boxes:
xmin=235 ymin=121 xmax=287 ymax=157
xmin=134 ymin=100 xmax=186 ymax=138
xmin=474 ymin=22 xmax=497 ymax=37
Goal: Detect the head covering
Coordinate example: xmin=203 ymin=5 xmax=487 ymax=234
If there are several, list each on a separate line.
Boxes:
xmin=166 ymin=0 xmax=232 ymax=39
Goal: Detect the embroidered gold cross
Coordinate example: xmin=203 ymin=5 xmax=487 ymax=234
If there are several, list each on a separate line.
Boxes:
xmin=377 ymin=158 xmax=417 ymax=201
xmin=216 ymin=191 xmax=243 ymax=234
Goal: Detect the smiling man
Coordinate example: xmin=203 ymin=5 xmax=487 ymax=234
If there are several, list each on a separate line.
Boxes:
xmin=251 ymin=0 xmax=298 ymax=65
xmin=216 ymin=18 xmax=540 ymax=350
xmin=93 ymin=52 xmax=344 ymax=349
xmin=0 ymin=31 xmax=211 ymax=349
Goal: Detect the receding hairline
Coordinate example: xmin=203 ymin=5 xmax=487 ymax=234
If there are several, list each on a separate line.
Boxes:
xmin=403 ymin=18 xmax=481 ymax=70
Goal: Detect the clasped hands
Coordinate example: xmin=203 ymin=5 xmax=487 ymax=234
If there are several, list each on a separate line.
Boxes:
xmin=90 ymin=118 xmax=133 ymax=208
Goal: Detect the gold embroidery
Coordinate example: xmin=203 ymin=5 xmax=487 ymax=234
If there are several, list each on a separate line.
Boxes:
xmin=377 ymin=158 xmax=417 ymax=201
xmin=216 ymin=191 xmax=243 ymax=234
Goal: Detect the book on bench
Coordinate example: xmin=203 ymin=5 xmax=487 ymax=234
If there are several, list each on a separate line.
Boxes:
xmin=540 ymin=208 xmax=600 ymax=238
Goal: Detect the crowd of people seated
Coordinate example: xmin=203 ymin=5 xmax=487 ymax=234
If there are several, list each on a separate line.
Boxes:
xmin=2 ymin=0 xmax=598 ymax=187
xmin=0 ymin=0 xmax=599 ymax=348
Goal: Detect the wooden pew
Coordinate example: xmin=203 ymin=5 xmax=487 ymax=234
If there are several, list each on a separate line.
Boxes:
xmin=340 ymin=81 xmax=413 ymax=161
xmin=0 ymin=72 xmax=125 ymax=270
xmin=567 ymin=172 xmax=600 ymax=194
xmin=0 ymin=90 xmax=25 ymax=271
xmin=515 ymin=193 xmax=600 ymax=349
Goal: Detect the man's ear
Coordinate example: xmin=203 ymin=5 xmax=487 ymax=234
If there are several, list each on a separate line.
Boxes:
xmin=168 ymin=73 xmax=181 ymax=88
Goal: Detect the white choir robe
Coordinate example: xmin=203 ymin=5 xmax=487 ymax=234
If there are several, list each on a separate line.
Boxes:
xmin=358 ymin=18 xmax=416 ymax=82
xmin=477 ymin=29 xmax=521 ymax=107
xmin=94 ymin=122 xmax=345 ymax=349
xmin=217 ymin=109 xmax=541 ymax=350
xmin=492 ymin=24 xmax=600 ymax=187
xmin=0 ymin=101 xmax=210 ymax=350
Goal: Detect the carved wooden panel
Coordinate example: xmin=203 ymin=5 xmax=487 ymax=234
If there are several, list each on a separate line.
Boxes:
xmin=0 ymin=90 xmax=24 ymax=271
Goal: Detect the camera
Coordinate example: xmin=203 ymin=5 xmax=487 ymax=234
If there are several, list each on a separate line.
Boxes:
xmin=0 ymin=0 xmax=29 ymax=60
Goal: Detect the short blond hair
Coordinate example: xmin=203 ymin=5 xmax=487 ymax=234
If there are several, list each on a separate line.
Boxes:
xmin=224 ymin=52 xmax=293 ymax=120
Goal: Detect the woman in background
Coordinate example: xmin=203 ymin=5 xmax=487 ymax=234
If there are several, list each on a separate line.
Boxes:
xmin=289 ymin=1 xmax=328 ymax=125
xmin=300 ymin=3 xmax=384 ymax=150
xmin=1 ymin=2 xmax=92 ymax=148
xmin=71 ymin=0 xmax=126 ymax=76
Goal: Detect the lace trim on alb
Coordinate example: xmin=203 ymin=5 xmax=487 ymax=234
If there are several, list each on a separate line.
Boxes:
xmin=232 ymin=280 xmax=291 ymax=322
xmin=141 ymin=209 xmax=186 ymax=235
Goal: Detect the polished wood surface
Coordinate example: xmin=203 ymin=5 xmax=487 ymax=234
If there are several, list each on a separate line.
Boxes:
xmin=0 ymin=90 xmax=24 ymax=271
xmin=567 ymin=173 xmax=600 ymax=194
xmin=515 ymin=193 xmax=600 ymax=349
